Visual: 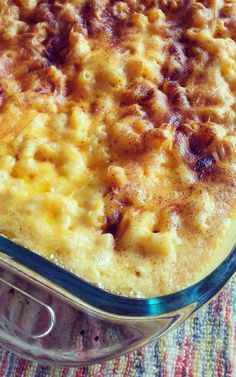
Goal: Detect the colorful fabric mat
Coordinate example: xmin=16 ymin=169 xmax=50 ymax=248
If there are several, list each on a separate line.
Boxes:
xmin=0 ymin=276 xmax=235 ymax=377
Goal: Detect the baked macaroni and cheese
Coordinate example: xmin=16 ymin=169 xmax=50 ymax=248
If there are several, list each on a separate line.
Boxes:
xmin=0 ymin=0 xmax=235 ymax=297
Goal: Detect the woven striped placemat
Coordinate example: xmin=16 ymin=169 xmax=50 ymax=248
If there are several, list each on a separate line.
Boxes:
xmin=0 ymin=276 xmax=235 ymax=377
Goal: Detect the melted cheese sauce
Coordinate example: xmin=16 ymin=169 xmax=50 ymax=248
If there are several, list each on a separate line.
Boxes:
xmin=0 ymin=0 xmax=235 ymax=297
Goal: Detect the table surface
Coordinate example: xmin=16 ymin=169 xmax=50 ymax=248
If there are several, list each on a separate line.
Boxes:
xmin=0 ymin=276 xmax=235 ymax=377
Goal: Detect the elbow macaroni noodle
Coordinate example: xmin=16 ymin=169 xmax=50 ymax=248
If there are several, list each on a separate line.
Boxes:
xmin=0 ymin=0 xmax=235 ymax=296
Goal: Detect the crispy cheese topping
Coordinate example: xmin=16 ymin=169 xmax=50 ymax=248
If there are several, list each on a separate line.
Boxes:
xmin=0 ymin=0 xmax=235 ymax=296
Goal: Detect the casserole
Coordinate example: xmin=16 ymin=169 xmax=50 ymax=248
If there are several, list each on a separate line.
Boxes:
xmin=0 ymin=0 xmax=235 ymax=366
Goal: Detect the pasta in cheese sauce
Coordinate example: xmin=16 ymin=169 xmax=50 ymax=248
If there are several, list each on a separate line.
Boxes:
xmin=0 ymin=0 xmax=235 ymax=297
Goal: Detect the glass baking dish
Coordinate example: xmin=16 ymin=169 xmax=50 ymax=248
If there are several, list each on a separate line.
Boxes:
xmin=0 ymin=233 xmax=235 ymax=367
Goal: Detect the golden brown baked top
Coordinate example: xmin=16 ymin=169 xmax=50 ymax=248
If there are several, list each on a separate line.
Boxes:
xmin=0 ymin=0 xmax=235 ymax=296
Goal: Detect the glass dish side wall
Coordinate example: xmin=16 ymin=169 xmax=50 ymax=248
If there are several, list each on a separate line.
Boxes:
xmin=0 ymin=266 xmax=197 ymax=366
xmin=0 ymin=236 xmax=234 ymax=365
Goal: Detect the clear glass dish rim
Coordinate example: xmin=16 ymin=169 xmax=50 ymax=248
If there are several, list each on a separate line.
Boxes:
xmin=0 ymin=235 xmax=235 ymax=317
